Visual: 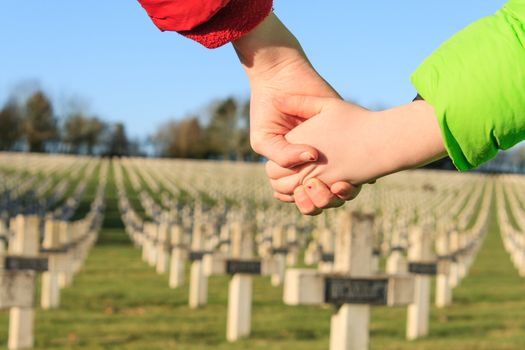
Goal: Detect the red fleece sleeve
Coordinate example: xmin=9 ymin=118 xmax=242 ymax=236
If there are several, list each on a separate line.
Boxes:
xmin=138 ymin=0 xmax=273 ymax=48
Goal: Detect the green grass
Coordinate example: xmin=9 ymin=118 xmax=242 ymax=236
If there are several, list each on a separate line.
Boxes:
xmin=2 ymin=172 xmax=525 ymax=349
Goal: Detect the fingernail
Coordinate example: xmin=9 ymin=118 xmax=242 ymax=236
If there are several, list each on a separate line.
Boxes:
xmin=299 ymin=152 xmax=316 ymax=162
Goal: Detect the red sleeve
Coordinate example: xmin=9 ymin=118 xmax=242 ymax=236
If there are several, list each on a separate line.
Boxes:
xmin=138 ymin=0 xmax=273 ymax=49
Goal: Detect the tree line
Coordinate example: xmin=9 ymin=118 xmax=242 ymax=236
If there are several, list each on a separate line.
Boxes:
xmin=3 ymin=87 xmax=520 ymax=170
xmin=151 ymin=97 xmax=258 ymax=160
xmin=0 ymin=88 xmax=260 ymax=160
xmin=0 ymin=89 xmax=131 ymax=156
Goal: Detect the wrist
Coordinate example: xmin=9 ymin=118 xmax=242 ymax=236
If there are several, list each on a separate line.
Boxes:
xmin=232 ymin=13 xmax=309 ymax=82
xmin=375 ymin=101 xmax=447 ymax=174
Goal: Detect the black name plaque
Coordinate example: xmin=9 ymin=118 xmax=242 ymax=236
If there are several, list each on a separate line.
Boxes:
xmin=5 ymin=256 xmax=48 ymax=272
xmin=408 ymin=262 xmax=437 ymax=275
xmin=324 ymin=277 xmax=388 ymax=305
xmin=226 ymin=259 xmax=261 ymax=275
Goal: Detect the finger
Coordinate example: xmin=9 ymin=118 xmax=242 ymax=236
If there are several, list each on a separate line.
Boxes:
xmin=274 ymin=94 xmax=367 ymax=120
xmin=304 ymin=178 xmax=344 ymax=209
xmin=274 ymin=94 xmax=333 ymax=119
xmin=272 ymin=192 xmax=295 ymax=203
xmin=270 ymin=173 xmax=304 ymax=195
xmin=294 ymin=186 xmax=322 ymax=216
xmin=330 ymin=182 xmax=362 ymax=201
xmin=256 ymin=134 xmax=319 ymax=169
xmin=265 ymin=160 xmax=298 ymax=180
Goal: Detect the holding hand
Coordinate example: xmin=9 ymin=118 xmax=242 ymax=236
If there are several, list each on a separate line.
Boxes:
xmin=232 ymin=13 xmax=355 ymax=206
xmin=267 ymin=95 xmax=446 ymax=215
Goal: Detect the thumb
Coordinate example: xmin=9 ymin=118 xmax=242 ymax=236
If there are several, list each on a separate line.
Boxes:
xmin=273 ymin=94 xmax=334 ymax=120
xmin=258 ymin=133 xmax=319 ymax=168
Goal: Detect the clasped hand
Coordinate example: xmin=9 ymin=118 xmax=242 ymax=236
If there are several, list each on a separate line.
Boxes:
xmin=266 ymin=95 xmax=372 ymax=215
xmin=235 ymin=12 xmax=445 ymax=215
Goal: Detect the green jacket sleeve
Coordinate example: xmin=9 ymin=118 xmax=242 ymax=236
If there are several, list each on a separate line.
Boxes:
xmin=410 ymin=0 xmax=525 ymax=171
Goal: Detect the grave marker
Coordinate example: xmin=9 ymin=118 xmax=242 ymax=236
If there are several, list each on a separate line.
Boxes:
xmin=271 ymin=226 xmax=286 ymax=286
xmin=385 ymin=229 xmax=407 ymax=275
xmin=169 ymin=224 xmax=186 ymax=289
xmin=57 ymin=221 xmax=73 ymax=288
xmin=189 ymin=220 xmax=207 ymax=308
xmin=406 ymin=223 xmax=434 ymax=340
xmin=284 ymin=212 xmax=415 ymax=350
xmin=40 ymin=219 xmax=66 ymax=309
xmin=155 ymin=221 xmax=170 ymax=274
xmin=3 ymin=215 xmax=42 ymax=349
xmin=226 ymin=218 xmax=258 ymax=342
xmin=435 ymin=228 xmax=452 ymax=308
xmin=286 ymin=225 xmax=299 ymax=266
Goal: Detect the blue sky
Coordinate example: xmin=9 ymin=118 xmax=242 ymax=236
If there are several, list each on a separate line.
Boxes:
xmin=0 ymin=0 xmax=507 ymax=139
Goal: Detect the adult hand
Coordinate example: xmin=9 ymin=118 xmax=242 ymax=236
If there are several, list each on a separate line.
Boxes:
xmin=233 ymin=13 xmax=354 ymax=206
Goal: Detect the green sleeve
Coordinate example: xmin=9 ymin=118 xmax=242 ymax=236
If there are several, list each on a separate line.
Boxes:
xmin=410 ymin=0 xmax=525 ymax=171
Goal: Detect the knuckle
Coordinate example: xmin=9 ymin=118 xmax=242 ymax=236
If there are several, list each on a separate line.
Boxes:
xmin=271 ymin=180 xmax=293 ymax=195
xmin=269 ymin=179 xmax=280 ymax=190
xmin=250 ymin=139 xmax=262 ymax=153
xmin=275 ymin=151 xmax=300 ymax=168
xmin=277 ymin=158 xmax=294 ymax=168
xmin=250 ymin=135 xmax=264 ymax=154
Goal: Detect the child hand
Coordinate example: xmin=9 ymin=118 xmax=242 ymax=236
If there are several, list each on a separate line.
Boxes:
xmin=266 ymin=95 xmax=446 ymax=215
xmin=267 ymin=96 xmax=378 ymax=191
xmin=274 ymin=178 xmax=362 ymax=216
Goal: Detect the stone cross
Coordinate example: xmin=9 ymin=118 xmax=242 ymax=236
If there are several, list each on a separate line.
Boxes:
xmin=435 ymin=225 xmax=452 ymax=308
xmin=270 ymin=226 xmax=286 ymax=286
xmin=155 ymin=221 xmax=170 ymax=274
xmin=40 ymin=218 xmax=63 ymax=309
xmin=226 ymin=218 xmax=256 ymax=342
xmin=169 ymin=224 xmax=187 ymax=289
xmin=201 ymin=215 xmax=279 ymax=342
xmin=406 ymin=223 xmax=435 ymax=340
xmin=284 ymin=211 xmax=414 ymax=350
xmin=1 ymin=215 xmax=48 ymax=350
xmin=188 ymin=219 xmax=208 ymax=308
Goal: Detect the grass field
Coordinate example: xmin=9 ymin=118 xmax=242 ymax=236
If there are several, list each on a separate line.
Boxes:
xmin=2 ymin=171 xmax=525 ymax=349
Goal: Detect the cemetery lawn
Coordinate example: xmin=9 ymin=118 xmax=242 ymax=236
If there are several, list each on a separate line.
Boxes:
xmin=2 ymin=175 xmax=525 ymax=349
